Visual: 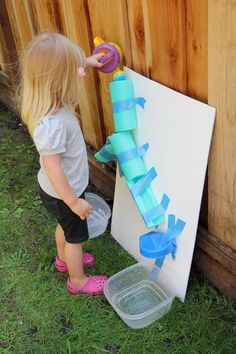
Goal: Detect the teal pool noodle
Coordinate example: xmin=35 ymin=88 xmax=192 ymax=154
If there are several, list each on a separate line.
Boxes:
xmin=95 ymin=142 xmax=115 ymax=163
xmin=109 ymin=80 xmax=137 ymax=132
xmin=108 ymin=131 xmax=135 ymax=154
xmin=109 ymin=131 xmax=147 ymax=181
xmin=127 ymin=180 xmax=165 ymax=228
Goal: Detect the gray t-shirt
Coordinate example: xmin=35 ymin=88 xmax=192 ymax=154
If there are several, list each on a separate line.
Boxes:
xmin=33 ymin=108 xmax=89 ymax=199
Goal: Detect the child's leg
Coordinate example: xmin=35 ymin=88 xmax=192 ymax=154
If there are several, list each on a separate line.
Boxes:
xmin=64 ymin=241 xmax=88 ymax=287
xmin=55 ymin=225 xmax=95 ymax=272
xmin=55 ymin=224 xmax=65 ymax=261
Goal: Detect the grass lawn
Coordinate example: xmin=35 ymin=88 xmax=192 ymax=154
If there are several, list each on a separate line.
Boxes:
xmin=0 ymin=106 xmax=235 ymax=354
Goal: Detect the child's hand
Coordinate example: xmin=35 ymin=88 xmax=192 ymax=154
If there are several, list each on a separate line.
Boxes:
xmin=86 ymin=53 xmax=105 ymax=68
xmin=70 ymin=198 xmax=93 ymax=220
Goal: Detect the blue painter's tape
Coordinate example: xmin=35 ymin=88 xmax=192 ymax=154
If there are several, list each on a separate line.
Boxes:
xmin=98 ymin=147 xmax=117 ymax=162
xmin=142 ymin=193 xmax=170 ymax=224
xmin=166 ymin=215 xmax=186 ymax=241
xmin=171 ymin=239 xmax=177 ymax=260
xmin=131 ymin=167 xmax=157 ymax=197
xmin=155 ymin=258 xmax=165 ymax=268
xmin=143 ymin=205 xmax=163 ymax=224
xmin=113 ymin=97 xmax=146 ymax=113
xmin=166 ymin=215 xmax=186 ymax=259
xmin=161 ymin=194 xmax=170 ymax=212
xmin=117 ymin=143 xmax=149 ymax=164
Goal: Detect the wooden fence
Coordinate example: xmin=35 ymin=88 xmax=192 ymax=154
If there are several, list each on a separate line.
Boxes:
xmin=0 ymin=0 xmax=235 ymax=297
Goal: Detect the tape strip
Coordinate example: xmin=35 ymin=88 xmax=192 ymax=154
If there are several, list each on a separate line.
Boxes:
xmin=131 ymin=167 xmax=157 ymax=197
xmin=113 ymin=97 xmax=146 ymax=113
xmin=117 ymin=143 xmax=149 ymax=164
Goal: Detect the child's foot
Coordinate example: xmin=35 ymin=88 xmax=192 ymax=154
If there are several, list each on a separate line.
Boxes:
xmin=67 ymin=275 xmax=107 ymax=295
xmin=55 ymin=252 xmax=95 ymax=272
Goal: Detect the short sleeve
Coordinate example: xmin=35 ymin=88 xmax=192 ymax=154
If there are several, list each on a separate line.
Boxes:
xmin=33 ymin=116 xmax=67 ymax=155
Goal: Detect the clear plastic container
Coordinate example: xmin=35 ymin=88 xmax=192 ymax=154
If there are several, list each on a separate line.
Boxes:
xmin=85 ymin=193 xmax=111 ymax=238
xmin=104 ymin=262 xmax=175 ymax=329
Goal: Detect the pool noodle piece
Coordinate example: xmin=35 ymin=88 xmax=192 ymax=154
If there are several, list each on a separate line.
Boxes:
xmin=127 ymin=180 xmax=165 ymax=228
xmin=111 ymin=67 xmax=215 ymax=301
xmin=95 ymin=141 xmax=115 ymax=163
xmin=110 ymin=80 xmax=137 ymax=131
xmin=109 ymin=131 xmax=146 ymax=181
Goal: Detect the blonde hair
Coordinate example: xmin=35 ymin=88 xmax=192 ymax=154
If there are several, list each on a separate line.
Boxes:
xmin=20 ymin=32 xmax=86 ymax=135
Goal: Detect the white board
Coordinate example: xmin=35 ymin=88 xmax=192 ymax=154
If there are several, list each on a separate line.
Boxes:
xmin=111 ymin=67 xmax=215 ymax=301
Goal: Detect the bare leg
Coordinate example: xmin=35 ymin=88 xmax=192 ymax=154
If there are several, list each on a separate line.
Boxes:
xmin=55 ymin=224 xmax=65 ymax=262
xmin=64 ymin=241 xmax=88 ymax=287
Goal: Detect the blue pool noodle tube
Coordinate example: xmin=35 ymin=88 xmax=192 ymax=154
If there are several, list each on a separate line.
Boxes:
xmin=95 ymin=68 xmax=186 ymax=267
xmin=95 ymin=139 xmax=116 ymax=163
xmin=95 ymin=75 xmax=167 ymax=228
xmin=127 ymin=178 xmax=167 ymax=228
xmin=109 ymin=79 xmax=137 ymax=132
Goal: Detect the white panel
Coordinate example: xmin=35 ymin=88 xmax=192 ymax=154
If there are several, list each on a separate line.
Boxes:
xmin=111 ymin=67 xmax=215 ymax=301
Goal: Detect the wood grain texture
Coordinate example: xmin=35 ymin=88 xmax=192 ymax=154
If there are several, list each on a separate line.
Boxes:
xmin=0 ymin=71 xmax=16 ymax=112
xmin=0 ymin=0 xmax=18 ymax=77
xmin=186 ymin=0 xmax=208 ymax=102
xmin=194 ymin=245 xmax=236 ymax=299
xmin=126 ymin=0 xmax=147 ymax=75
xmin=88 ymin=149 xmax=115 ymax=199
xmin=87 ymin=0 xmax=132 ymax=137
xmin=186 ymin=0 xmax=208 ymax=227
xmin=56 ymin=0 xmax=104 ymax=149
xmin=141 ymin=0 xmax=187 ymax=93
xmin=28 ymin=0 xmax=59 ymax=33
xmin=5 ymin=0 xmax=34 ymax=53
xmin=197 ymin=226 xmax=236 ymax=275
xmin=208 ymin=0 xmax=236 ymax=250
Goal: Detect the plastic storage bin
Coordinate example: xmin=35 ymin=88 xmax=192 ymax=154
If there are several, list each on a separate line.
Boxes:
xmin=104 ymin=262 xmax=175 ymax=329
xmin=85 ymin=193 xmax=111 ymax=238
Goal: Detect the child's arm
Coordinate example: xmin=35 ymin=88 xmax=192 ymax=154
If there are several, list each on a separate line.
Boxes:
xmin=86 ymin=53 xmax=105 ymax=68
xmin=42 ymin=154 xmax=92 ymax=220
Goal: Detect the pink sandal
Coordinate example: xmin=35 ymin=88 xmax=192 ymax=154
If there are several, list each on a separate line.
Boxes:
xmin=67 ymin=275 xmax=107 ymax=295
xmin=55 ymin=252 xmax=95 ymax=272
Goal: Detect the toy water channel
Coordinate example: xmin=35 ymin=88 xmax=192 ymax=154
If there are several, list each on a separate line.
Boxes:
xmin=93 ymin=37 xmax=186 ymax=328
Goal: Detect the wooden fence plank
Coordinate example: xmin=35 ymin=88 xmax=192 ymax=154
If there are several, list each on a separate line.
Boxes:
xmin=0 ymin=0 xmax=18 ymax=77
xmin=186 ymin=0 xmax=208 ymax=102
xmin=208 ymin=0 xmax=236 ymax=250
xmin=186 ymin=0 xmax=208 ymax=227
xmin=194 ymin=243 xmax=236 ymax=299
xmin=5 ymin=0 xmax=34 ymax=53
xmin=141 ymin=0 xmax=187 ymax=93
xmin=0 ymin=71 xmax=16 ymax=112
xmin=126 ymin=0 xmax=147 ymax=75
xmin=87 ymin=0 xmax=132 ymax=137
xmin=28 ymin=0 xmax=59 ymax=33
xmin=56 ymin=0 xmax=104 ymax=150
xmin=197 ymin=226 xmax=236 ymax=275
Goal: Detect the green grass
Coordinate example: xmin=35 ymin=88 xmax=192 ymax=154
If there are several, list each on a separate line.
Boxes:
xmin=0 ymin=106 xmax=235 ymax=354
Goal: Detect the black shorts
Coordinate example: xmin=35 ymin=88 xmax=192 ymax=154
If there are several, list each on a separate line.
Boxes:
xmin=39 ymin=185 xmax=89 ymax=244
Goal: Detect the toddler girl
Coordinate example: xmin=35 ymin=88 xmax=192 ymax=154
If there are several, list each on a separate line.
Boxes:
xmin=21 ymin=31 xmax=107 ymax=295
